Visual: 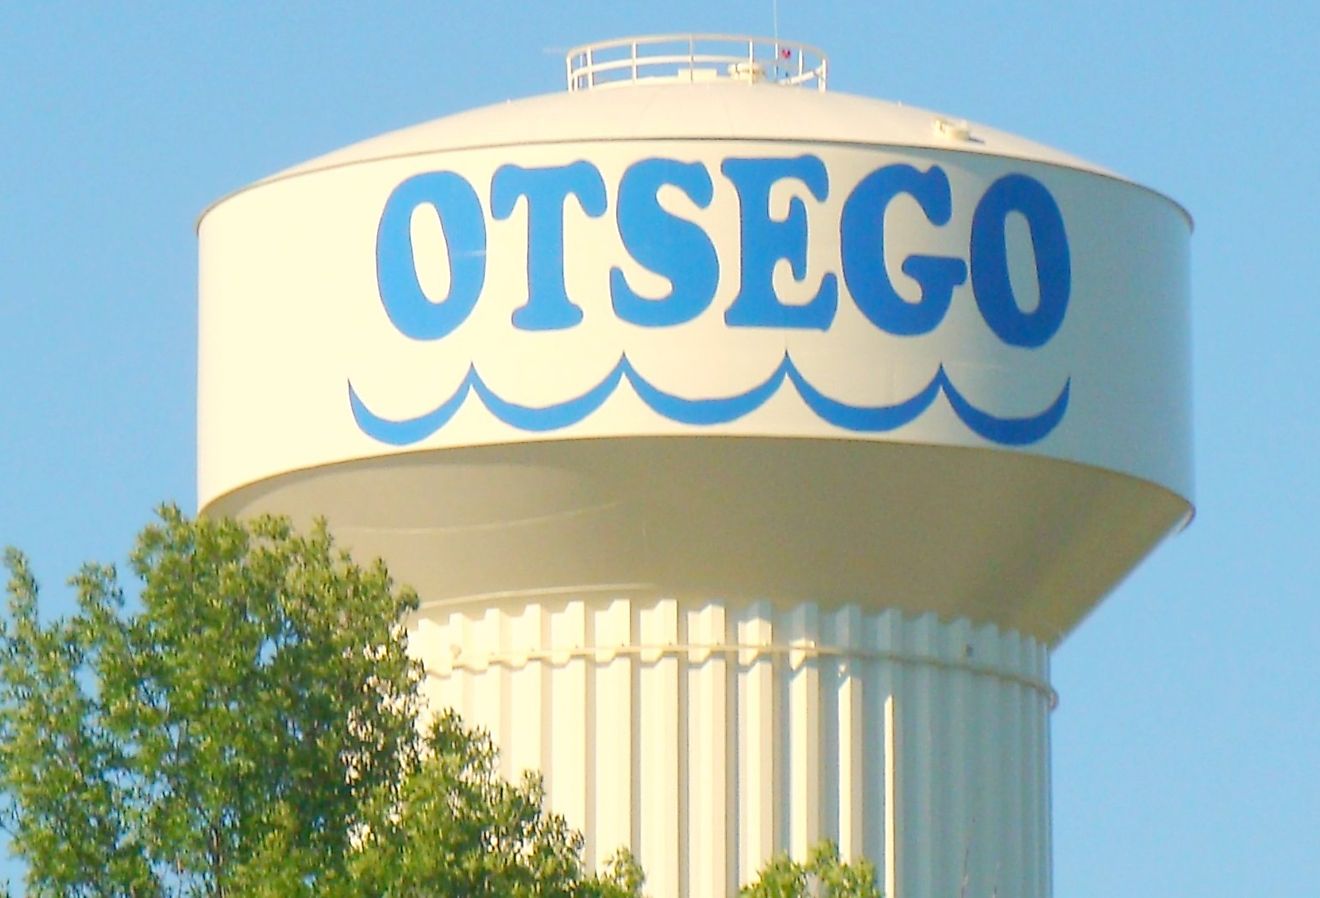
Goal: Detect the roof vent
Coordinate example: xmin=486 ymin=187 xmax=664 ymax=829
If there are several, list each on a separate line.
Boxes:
xmin=566 ymin=34 xmax=828 ymax=92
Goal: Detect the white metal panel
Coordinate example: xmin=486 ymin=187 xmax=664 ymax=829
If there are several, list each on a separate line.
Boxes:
xmin=592 ymin=598 xmax=634 ymax=867
xmin=637 ymin=599 xmax=681 ymax=898
xmin=686 ymin=603 xmax=731 ymax=898
xmin=884 ymin=693 xmax=899 ymax=898
xmin=506 ymin=603 xmax=547 ymax=781
xmin=827 ymin=605 xmax=865 ymax=860
xmin=785 ymin=603 xmax=822 ymax=860
xmin=735 ymin=600 xmax=778 ymax=885
xmin=550 ymin=600 xmax=590 ymax=840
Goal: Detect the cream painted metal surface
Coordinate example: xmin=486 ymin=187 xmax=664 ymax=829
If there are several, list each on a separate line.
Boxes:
xmin=197 ymin=34 xmax=1192 ymax=898
xmin=201 ymin=138 xmax=1189 ymax=500
xmin=409 ymin=601 xmax=1052 ymax=898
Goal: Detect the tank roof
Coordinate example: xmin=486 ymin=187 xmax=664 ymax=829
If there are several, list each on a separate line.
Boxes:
xmin=242 ymin=83 xmax=1119 ymax=194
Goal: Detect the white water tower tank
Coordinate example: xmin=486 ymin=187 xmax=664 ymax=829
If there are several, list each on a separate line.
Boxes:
xmin=198 ymin=34 xmax=1192 ymax=898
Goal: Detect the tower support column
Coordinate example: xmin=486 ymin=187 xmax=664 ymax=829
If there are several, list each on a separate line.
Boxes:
xmin=410 ymin=596 xmax=1054 ymax=898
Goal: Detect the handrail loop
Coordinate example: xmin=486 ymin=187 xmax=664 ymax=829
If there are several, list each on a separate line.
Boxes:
xmin=566 ymin=33 xmax=828 ymax=92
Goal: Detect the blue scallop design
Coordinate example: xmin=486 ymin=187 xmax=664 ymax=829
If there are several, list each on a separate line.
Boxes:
xmin=787 ymin=362 xmax=943 ymax=432
xmin=349 ymin=373 xmax=471 ymax=447
xmin=348 ymin=355 xmax=1069 ymax=447
xmin=473 ymin=363 xmax=622 ymax=432
xmin=622 ymin=355 xmax=788 ymax=425
xmin=941 ymin=371 xmax=1070 ymax=446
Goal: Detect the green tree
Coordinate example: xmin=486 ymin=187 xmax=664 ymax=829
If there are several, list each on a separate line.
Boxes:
xmin=740 ymin=843 xmax=880 ymax=898
xmin=0 ymin=507 xmax=639 ymax=898
xmin=1 ymin=505 xmax=877 ymax=898
xmin=336 ymin=711 xmax=644 ymax=898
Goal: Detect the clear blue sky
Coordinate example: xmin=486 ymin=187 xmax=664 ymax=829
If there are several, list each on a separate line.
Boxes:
xmin=2 ymin=3 xmax=1316 ymax=895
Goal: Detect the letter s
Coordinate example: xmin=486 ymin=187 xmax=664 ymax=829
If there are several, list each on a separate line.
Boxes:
xmin=611 ymin=158 xmax=718 ymax=327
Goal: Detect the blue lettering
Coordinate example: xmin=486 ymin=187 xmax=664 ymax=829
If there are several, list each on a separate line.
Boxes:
xmin=374 ymin=158 xmax=1072 ymax=352
xmin=840 ymin=164 xmax=967 ymax=336
xmin=970 ymin=173 xmax=1071 ymax=348
xmin=721 ymin=155 xmax=838 ymax=330
xmin=376 ymin=171 xmax=486 ymax=340
xmin=491 ymin=161 xmax=608 ymax=330
xmin=611 ymin=158 xmax=718 ymax=327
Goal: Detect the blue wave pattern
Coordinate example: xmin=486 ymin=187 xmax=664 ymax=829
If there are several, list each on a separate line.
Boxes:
xmin=348 ymin=355 xmax=1069 ymax=448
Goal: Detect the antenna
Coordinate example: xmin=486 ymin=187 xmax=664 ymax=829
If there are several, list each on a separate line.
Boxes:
xmin=772 ymin=0 xmax=783 ymax=78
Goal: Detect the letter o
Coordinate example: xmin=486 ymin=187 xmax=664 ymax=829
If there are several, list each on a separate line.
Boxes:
xmin=970 ymin=174 xmax=1070 ymax=348
xmin=376 ymin=171 xmax=486 ymax=340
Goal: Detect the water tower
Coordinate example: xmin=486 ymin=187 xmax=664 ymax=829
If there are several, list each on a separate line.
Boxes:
xmin=198 ymin=35 xmax=1192 ymax=898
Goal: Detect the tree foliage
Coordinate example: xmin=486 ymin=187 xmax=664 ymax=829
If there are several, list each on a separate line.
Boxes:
xmin=0 ymin=507 xmax=638 ymax=897
xmin=1 ymin=506 xmax=878 ymax=898
xmin=739 ymin=843 xmax=880 ymax=898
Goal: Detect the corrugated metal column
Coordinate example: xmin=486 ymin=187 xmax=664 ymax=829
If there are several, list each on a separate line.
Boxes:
xmin=412 ymin=599 xmax=1054 ymax=898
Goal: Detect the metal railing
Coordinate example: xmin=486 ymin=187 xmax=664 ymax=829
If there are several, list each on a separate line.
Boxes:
xmin=566 ymin=33 xmax=828 ymax=92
